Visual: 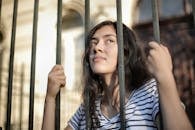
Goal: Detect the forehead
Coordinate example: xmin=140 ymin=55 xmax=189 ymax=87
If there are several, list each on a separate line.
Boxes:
xmin=92 ymin=25 xmax=116 ymax=38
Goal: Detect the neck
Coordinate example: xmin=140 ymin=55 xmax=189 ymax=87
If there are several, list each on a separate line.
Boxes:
xmin=101 ymin=84 xmax=131 ymax=115
xmin=103 ymin=84 xmax=118 ymax=105
xmin=100 ymin=73 xmax=130 ymax=106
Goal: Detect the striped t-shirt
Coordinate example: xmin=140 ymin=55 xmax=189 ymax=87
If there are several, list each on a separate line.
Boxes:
xmin=68 ymin=79 xmax=159 ymax=130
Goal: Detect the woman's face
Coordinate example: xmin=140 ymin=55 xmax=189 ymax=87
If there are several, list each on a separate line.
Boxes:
xmin=89 ymin=25 xmax=118 ymax=76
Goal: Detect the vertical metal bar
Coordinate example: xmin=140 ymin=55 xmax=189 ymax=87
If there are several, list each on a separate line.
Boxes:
xmin=55 ymin=0 xmax=62 ymax=129
xmin=19 ymin=64 xmax=24 ymax=130
xmin=116 ymin=0 xmax=125 ymax=129
xmin=84 ymin=0 xmax=90 ymax=129
xmin=151 ymin=0 xmax=160 ymax=43
xmin=0 ymin=0 xmax=2 ymax=123
xmin=5 ymin=0 xmax=18 ymax=129
xmin=192 ymin=0 xmax=195 ymax=27
xmin=28 ymin=0 xmax=39 ymax=130
xmin=151 ymin=0 xmax=163 ymax=129
xmin=85 ymin=0 xmax=90 ymax=48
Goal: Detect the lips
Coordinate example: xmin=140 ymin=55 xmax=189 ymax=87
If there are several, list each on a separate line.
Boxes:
xmin=92 ymin=55 xmax=106 ymax=62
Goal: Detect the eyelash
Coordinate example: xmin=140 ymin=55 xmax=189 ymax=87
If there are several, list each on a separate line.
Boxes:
xmin=89 ymin=39 xmax=115 ymax=46
xmin=106 ymin=39 xmax=114 ymax=43
xmin=90 ymin=39 xmax=114 ymax=44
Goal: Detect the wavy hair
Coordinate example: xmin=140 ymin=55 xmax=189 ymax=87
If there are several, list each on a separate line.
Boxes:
xmin=82 ymin=20 xmax=151 ymax=128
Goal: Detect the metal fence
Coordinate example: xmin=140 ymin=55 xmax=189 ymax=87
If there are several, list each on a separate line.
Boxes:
xmin=0 ymin=0 xmax=195 ymax=130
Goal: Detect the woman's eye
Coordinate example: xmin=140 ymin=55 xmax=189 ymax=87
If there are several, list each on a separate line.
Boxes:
xmin=90 ymin=40 xmax=97 ymax=45
xmin=106 ymin=39 xmax=114 ymax=44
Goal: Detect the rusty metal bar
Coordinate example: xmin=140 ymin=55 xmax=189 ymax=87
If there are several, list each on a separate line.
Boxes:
xmin=151 ymin=0 xmax=160 ymax=43
xmin=116 ymin=0 xmax=126 ymax=129
xmin=55 ymin=0 xmax=62 ymax=129
xmin=84 ymin=0 xmax=90 ymax=129
xmin=28 ymin=0 xmax=39 ymax=130
xmin=5 ymin=0 xmax=18 ymax=129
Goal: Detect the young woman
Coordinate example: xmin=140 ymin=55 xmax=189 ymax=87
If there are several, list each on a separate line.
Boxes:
xmin=42 ymin=21 xmax=193 ymax=130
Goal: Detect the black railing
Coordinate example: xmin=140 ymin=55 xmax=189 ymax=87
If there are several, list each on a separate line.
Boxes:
xmin=55 ymin=0 xmax=62 ymax=130
xmin=2 ymin=0 xmax=195 ymax=130
xmin=6 ymin=0 xmax=18 ymax=129
xmin=84 ymin=0 xmax=90 ymax=129
xmin=116 ymin=0 xmax=126 ymax=129
xmin=28 ymin=0 xmax=39 ymax=130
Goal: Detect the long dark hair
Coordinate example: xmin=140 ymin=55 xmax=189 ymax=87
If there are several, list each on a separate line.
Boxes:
xmin=82 ymin=20 xmax=151 ymax=128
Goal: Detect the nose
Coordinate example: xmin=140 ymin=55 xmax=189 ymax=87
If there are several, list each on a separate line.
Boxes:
xmin=94 ymin=40 xmax=104 ymax=53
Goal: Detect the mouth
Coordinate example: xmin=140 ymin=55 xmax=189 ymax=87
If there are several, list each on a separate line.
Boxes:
xmin=92 ymin=56 xmax=106 ymax=62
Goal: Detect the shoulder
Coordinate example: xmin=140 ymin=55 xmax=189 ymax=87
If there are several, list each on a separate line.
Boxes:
xmin=68 ymin=103 xmax=86 ymax=129
xmin=135 ymin=78 xmax=158 ymax=96
xmin=128 ymin=78 xmax=160 ymax=121
xmin=142 ymin=78 xmax=157 ymax=88
xmin=67 ymin=99 xmax=101 ymax=130
xmin=129 ymin=78 xmax=159 ymax=109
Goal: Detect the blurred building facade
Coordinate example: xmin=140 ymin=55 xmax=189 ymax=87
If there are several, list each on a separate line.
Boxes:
xmin=0 ymin=0 xmax=194 ymax=129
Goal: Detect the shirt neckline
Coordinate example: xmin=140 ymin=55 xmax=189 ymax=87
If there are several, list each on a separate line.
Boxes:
xmin=97 ymin=90 xmax=136 ymax=121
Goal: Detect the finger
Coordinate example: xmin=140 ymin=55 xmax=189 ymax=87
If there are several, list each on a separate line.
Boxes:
xmin=51 ymin=64 xmax=64 ymax=71
xmin=146 ymin=56 xmax=153 ymax=73
xmin=54 ymin=69 xmax=65 ymax=75
xmin=48 ymin=73 xmax=66 ymax=85
xmin=54 ymin=78 xmax=66 ymax=88
xmin=160 ymin=44 xmax=170 ymax=55
xmin=49 ymin=68 xmax=65 ymax=77
xmin=148 ymin=49 xmax=158 ymax=60
xmin=55 ymin=75 xmax=66 ymax=81
xmin=60 ymin=80 xmax=66 ymax=88
xmin=148 ymin=41 xmax=161 ymax=50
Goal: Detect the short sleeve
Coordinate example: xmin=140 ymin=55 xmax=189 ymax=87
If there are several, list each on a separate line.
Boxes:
xmin=68 ymin=104 xmax=86 ymax=130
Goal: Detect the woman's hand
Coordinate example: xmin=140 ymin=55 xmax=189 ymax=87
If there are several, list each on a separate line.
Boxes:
xmin=46 ymin=65 xmax=66 ymax=101
xmin=42 ymin=65 xmax=66 ymax=130
xmin=146 ymin=42 xmax=193 ymax=130
xmin=146 ymin=41 xmax=173 ymax=81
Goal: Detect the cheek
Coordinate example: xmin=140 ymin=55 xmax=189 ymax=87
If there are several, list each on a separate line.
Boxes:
xmin=109 ymin=49 xmax=118 ymax=66
xmin=113 ymin=47 xmax=118 ymax=60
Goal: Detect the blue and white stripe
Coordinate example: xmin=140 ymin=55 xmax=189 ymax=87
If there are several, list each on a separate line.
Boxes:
xmin=68 ymin=79 xmax=159 ymax=130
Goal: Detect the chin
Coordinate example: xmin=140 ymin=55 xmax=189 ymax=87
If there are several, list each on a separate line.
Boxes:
xmin=92 ymin=68 xmax=114 ymax=75
xmin=93 ymin=69 xmax=106 ymax=74
xmin=91 ymin=65 xmax=116 ymax=74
